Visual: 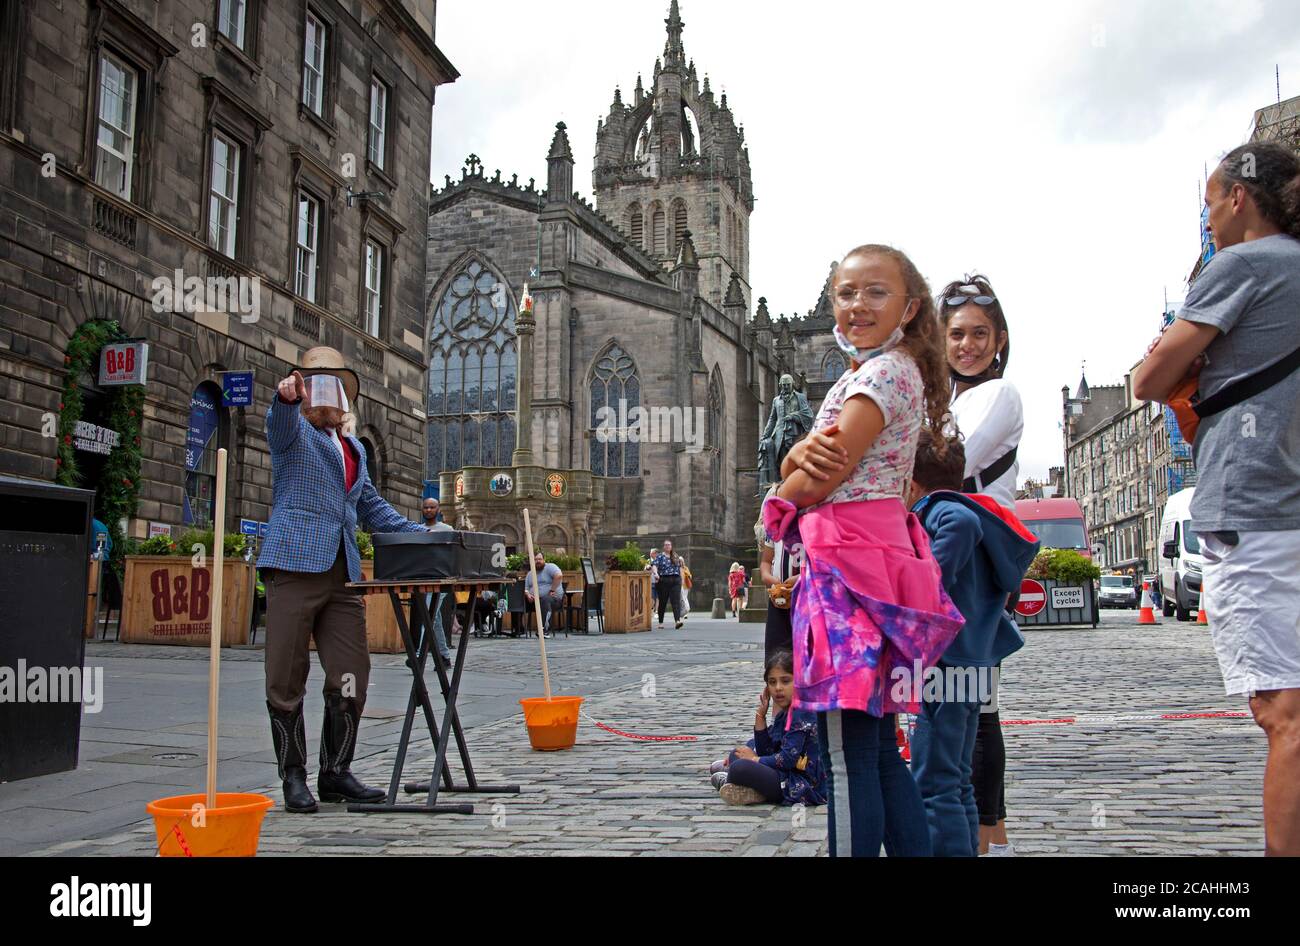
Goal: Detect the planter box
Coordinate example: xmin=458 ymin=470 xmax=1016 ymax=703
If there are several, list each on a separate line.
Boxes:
xmin=604 ymin=571 xmax=651 ymax=633
xmin=120 ymin=556 xmax=253 ymax=646
xmin=84 ymin=560 xmax=101 ymax=639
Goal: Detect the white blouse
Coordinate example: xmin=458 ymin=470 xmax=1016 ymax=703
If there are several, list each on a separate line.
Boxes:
xmin=951 ymin=378 xmax=1023 ymax=511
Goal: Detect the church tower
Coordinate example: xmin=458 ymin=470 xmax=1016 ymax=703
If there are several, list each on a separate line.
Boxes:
xmin=593 ymin=1 xmax=754 ymax=309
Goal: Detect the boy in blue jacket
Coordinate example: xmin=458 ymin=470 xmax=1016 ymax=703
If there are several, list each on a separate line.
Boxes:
xmin=906 ymin=432 xmax=1040 ymax=856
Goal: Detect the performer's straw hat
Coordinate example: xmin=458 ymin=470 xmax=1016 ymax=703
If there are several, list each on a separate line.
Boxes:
xmin=298 ymin=346 xmax=359 ymax=404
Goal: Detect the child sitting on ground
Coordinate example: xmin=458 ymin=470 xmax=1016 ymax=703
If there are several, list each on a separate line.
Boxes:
xmin=906 ymin=431 xmax=1039 ymax=856
xmin=709 ymin=651 xmax=828 ymax=807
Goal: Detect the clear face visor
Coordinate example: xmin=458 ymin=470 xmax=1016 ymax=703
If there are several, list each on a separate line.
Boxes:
xmin=307 ymin=374 xmax=349 ymax=412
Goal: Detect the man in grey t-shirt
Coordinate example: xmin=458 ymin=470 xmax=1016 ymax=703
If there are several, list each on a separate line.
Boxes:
xmin=525 ymin=551 xmax=564 ymax=634
xmin=1177 ymin=235 xmax=1300 ymax=532
xmin=1134 ymin=141 xmax=1300 ymax=856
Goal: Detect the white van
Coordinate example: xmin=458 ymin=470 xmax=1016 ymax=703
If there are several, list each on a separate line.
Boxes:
xmin=1158 ymin=487 xmax=1204 ymax=621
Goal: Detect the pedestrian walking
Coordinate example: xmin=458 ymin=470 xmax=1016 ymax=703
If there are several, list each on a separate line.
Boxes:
xmin=649 ymin=541 xmax=685 ymax=629
xmin=1134 ymin=142 xmax=1300 ymax=856
xmin=764 ymin=244 xmax=963 ymax=857
xmin=728 ymin=562 xmax=747 ymax=618
xmin=937 ymin=271 xmax=1023 ymax=856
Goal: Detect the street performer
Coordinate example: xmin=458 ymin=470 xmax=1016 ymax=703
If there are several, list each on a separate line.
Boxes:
xmin=258 ymin=347 xmax=428 ymax=813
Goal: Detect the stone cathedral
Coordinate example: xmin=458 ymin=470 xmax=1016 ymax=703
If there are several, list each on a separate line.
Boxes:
xmin=424 ymin=2 xmax=839 ymax=605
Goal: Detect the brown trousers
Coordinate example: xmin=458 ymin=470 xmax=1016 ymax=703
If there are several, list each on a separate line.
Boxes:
xmin=264 ymin=549 xmax=369 ymax=714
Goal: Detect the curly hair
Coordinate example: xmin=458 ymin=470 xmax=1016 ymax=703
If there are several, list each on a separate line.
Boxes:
xmin=836 ymin=244 xmax=952 ymax=456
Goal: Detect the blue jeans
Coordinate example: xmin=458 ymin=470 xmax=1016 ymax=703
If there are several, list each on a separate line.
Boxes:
xmin=817 ymin=710 xmax=931 ymax=857
xmin=423 ymin=592 xmax=451 ymax=661
xmin=911 ymin=687 xmax=981 ymax=857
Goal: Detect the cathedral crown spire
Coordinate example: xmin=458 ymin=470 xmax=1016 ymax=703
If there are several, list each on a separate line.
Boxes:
xmin=664 ymin=0 xmax=685 ymax=67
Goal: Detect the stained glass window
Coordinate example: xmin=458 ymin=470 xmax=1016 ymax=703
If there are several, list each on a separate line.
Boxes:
xmin=427 ymin=259 xmax=517 ymax=478
xmin=589 ymin=344 xmax=640 ymax=478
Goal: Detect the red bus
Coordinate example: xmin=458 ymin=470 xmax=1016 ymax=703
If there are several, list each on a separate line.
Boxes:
xmin=1013 ymin=497 xmax=1091 ymax=558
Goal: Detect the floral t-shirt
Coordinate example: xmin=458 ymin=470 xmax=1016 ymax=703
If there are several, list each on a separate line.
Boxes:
xmin=807 ymin=349 xmax=924 ymax=509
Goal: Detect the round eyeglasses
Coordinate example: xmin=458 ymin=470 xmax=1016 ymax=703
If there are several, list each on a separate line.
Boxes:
xmin=831 ymin=287 xmax=910 ymax=311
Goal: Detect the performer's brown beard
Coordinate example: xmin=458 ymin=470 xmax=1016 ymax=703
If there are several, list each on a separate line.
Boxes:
xmin=302 ymin=405 xmax=344 ymax=430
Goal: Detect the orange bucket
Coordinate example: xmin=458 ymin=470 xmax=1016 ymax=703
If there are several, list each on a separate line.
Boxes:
xmin=146 ymin=792 xmax=275 ymax=857
xmin=519 ymin=696 xmax=583 ymax=751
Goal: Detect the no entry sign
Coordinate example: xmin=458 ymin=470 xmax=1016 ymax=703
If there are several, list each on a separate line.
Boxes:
xmin=1016 ymin=578 xmax=1046 ymax=617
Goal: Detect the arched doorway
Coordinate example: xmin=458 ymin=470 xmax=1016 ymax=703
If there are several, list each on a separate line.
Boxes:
xmin=184 ymin=380 xmax=230 ymax=526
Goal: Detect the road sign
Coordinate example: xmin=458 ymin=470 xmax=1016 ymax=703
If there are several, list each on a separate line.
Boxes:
xmin=222 ymin=371 xmax=254 ymax=407
xmin=1016 ymin=578 xmax=1046 ymax=617
xmin=1051 ymin=586 xmax=1085 ymax=610
xmin=239 ymin=519 xmax=260 ymax=536
xmin=258 ymin=521 xmax=269 ymax=539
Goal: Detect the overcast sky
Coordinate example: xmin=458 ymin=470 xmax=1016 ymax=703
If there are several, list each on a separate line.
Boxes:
xmin=428 ymin=1 xmax=1300 ymax=483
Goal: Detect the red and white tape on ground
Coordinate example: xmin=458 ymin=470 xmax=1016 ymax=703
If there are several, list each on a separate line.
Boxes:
xmin=999 ymin=711 xmax=1248 ymax=727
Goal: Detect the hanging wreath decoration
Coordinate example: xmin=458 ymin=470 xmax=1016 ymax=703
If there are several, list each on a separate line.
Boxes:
xmin=55 ymin=319 xmax=144 ymax=577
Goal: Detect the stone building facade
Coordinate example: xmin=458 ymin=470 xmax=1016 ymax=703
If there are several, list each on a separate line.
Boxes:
xmin=0 ymin=0 xmax=456 ymax=546
xmin=424 ymin=2 xmax=838 ymax=606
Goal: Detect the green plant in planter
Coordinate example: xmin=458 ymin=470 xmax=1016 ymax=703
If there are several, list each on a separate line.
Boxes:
xmin=605 ymin=541 xmax=648 ymax=572
xmin=1028 ymin=548 xmax=1101 ymax=584
xmin=133 ymin=534 xmax=178 ymax=556
xmin=356 ymin=530 xmax=374 ymax=560
xmin=545 ymin=552 xmax=582 ymax=573
xmin=506 ymin=552 xmax=527 ymax=573
xmin=175 ymin=527 xmax=246 ymax=559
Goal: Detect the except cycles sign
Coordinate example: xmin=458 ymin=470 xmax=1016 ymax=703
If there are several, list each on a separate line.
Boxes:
xmin=1015 ymin=578 xmax=1046 ymax=617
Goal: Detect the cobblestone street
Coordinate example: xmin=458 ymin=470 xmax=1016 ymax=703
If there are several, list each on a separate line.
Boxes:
xmin=7 ymin=612 xmax=1266 ymax=857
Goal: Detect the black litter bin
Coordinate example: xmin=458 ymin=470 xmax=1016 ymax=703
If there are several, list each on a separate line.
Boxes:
xmin=0 ymin=476 xmax=94 ymax=782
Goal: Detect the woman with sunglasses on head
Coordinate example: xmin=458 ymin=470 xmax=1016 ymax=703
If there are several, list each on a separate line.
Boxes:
xmin=763 ymin=244 xmax=964 ymax=857
xmin=938 ymin=274 xmax=1021 ymax=856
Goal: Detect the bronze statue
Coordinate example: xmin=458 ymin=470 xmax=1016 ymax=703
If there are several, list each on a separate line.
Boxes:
xmin=758 ymin=374 xmax=813 ymax=488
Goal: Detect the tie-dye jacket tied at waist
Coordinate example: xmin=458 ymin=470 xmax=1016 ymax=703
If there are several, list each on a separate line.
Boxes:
xmin=762 ymin=495 xmax=965 ymax=717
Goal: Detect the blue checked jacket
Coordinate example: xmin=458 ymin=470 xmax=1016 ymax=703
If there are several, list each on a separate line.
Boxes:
xmin=256 ymin=396 xmax=425 ymax=582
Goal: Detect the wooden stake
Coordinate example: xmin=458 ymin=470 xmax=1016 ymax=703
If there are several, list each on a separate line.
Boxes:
xmin=206 ymin=447 xmax=228 ymax=810
xmin=522 ymin=509 xmax=552 ymax=701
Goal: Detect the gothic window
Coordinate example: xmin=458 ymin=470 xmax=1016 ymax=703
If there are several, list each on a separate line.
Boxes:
xmin=427 ymin=258 xmax=517 ymax=478
xmin=671 ymin=199 xmax=688 ymax=256
xmin=628 ymin=202 xmax=643 ymax=250
xmin=651 ymin=204 xmax=665 ymax=257
xmin=823 ymin=350 xmax=846 ymax=380
xmin=589 ymin=344 xmax=640 ymax=478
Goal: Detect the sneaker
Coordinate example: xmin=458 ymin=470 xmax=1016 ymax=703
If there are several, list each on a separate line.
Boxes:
xmin=709 ymin=759 xmax=728 ymax=776
xmin=675 ymin=620 xmax=684 ymax=629
xmin=720 ymin=783 xmax=766 ymax=806
xmin=710 ymin=772 xmax=728 ymax=790
xmin=986 ymin=842 xmax=1016 ymax=857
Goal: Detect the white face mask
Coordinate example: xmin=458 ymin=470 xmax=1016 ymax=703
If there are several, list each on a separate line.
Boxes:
xmin=833 ymin=319 xmax=908 ymax=364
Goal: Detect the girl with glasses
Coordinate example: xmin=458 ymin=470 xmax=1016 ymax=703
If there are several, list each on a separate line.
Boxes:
xmin=763 ymin=244 xmax=964 ymax=857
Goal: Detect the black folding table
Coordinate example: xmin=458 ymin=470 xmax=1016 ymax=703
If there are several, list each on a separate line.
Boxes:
xmin=343 ymin=577 xmax=519 ymax=815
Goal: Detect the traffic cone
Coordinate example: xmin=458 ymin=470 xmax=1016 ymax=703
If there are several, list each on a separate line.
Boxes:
xmin=1138 ymin=580 xmax=1158 ymax=625
xmin=1196 ymin=581 xmax=1209 ymax=625
xmin=896 ymin=717 xmax=911 ymax=762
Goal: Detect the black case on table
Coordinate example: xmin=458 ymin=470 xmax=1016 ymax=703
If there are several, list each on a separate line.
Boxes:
xmin=372 ymin=531 xmax=505 ymax=580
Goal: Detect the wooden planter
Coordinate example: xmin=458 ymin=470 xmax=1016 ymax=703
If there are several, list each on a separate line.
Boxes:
xmin=120 ymin=555 xmax=254 ymax=646
xmin=604 ymin=571 xmax=651 ymax=633
xmin=84 ymin=560 xmax=101 ymax=639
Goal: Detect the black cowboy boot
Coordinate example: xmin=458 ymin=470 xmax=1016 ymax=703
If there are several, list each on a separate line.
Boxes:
xmin=317 ymin=692 xmax=385 ymax=803
xmin=268 ymin=701 xmax=318 ymax=813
